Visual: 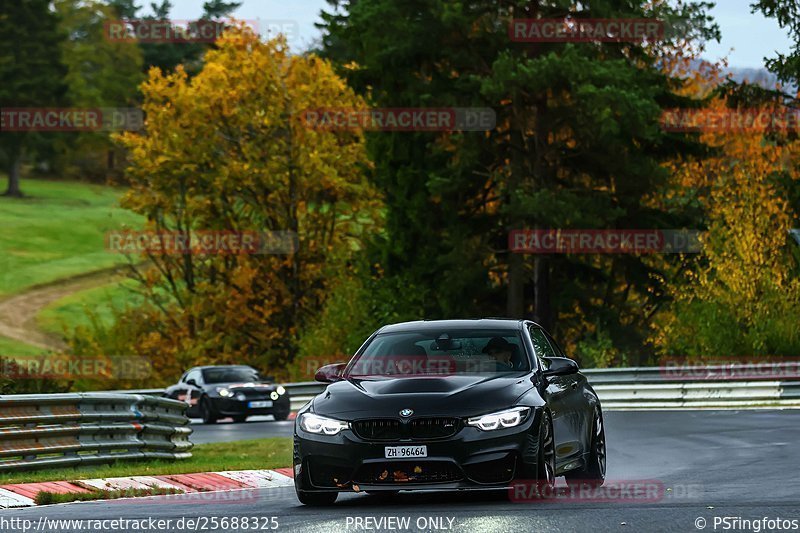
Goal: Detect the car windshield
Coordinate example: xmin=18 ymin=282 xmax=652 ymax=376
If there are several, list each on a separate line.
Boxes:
xmin=346 ymin=329 xmax=529 ymax=377
xmin=202 ymin=367 xmax=262 ymax=384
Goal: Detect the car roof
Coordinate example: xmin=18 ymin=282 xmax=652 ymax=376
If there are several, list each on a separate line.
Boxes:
xmin=378 ymin=318 xmax=538 ymax=334
xmin=193 ymin=365 xmax=255 ymax=371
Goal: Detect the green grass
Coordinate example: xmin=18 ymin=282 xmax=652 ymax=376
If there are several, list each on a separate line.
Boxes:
xmin=37 ymin=280 xmax=144 ymax=336
xmin=0 ymin=177 xmax=142 ymax=297
xmin=0 ymin=437 xmax=292 ymax=485
xmin=0 ymin=335 xmax=49 ymax=357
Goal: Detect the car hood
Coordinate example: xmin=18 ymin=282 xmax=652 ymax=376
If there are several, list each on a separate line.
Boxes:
xmin=206 ymin=382 xmax=275 ymax=390
xmin=311 ymin=374 xmax=535 ymax=418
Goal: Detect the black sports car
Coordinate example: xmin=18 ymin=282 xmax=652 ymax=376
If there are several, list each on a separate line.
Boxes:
xmin=293 ymin=319 xmax=606 ymax=505
xmin=164 ymin=365 xmax=291 ymax=424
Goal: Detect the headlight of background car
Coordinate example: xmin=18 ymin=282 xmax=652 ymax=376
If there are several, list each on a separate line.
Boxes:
xmin=299 ymin=413 xmax=349 ymax=435
xmin=277 ymin=386 xmax=286 ymax=395
xmin=466 ymin=406 xmax=530 ymax=431
xmin=217 ymin=387 xmax=233 ymax=397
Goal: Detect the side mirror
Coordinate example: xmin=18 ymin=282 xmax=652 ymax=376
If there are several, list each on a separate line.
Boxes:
xmin=542 ymin=357 xmax=579 ymax=378
xmin=315 ymin=363 xmax=347 ymax=383
xmin=185 ymin=379 xmax=198 ymax=387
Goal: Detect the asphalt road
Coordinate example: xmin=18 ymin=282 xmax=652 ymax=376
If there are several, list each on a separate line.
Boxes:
xmin=188 ymin=416 xmax=293 ymax=443
xmin=4 ymin=410 xmax=799 ymax=533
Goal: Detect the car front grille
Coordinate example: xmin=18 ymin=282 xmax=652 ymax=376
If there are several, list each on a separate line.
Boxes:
xmin=411 ymin=417 xmax=459 ymax=439
xmin=354 ymin=461 xmax=463 ymax=484
xmin=351 ymin=417 xmax=460 ymax=441
xmin=352 ymin=419 xmax=402 ymax=440
xmin=232 ymin=388 xmax=272 ymax=400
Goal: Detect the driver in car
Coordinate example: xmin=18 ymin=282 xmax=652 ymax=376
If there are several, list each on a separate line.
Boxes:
xmin=482 ymin=337 xmax=516 ymax=371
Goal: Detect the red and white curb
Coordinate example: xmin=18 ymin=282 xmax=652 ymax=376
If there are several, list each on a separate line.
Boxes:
xmin=0 ymin=469 xmax=294 ymax=509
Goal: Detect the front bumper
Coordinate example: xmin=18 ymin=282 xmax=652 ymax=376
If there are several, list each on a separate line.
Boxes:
xmin=294 ymin=410 xmax=541 ymax=492
xmin=210 ymin=394 xmax=291 ymax=417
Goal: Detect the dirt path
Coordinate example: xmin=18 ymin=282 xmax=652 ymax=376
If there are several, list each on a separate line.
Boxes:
xmin=0 ymin=268 xmax=128 ymax=352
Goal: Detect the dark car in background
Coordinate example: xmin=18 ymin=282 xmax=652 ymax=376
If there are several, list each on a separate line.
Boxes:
xmin=293 ymin=319 xmax=606 ymax=505
xmin=165 ymin=365 xmax=291 ymax=424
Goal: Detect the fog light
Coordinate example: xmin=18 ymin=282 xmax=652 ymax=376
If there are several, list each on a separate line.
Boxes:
xmin=270 ymin=391 xmax=279 ymax=400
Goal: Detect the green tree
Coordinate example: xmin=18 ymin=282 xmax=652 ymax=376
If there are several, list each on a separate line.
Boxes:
xmin=319 ymin=0 xmax=718 ymax=362
xmin=0 ymin=0 xmax=67 ymax=196
xmin=106 ymin=0 xmax=241 ymax=74
xmin=53 ymin=0 xmax=144 ymax=179
xmin=751 ymin=0 xmax=800 ymax=86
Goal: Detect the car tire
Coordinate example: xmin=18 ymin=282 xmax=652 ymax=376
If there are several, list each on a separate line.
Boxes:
xmin=233 ymin=415 xmax=248 ymax=423
xmin=200 ymin=397 xmax=218 ymax=425
xmin=296 ymin=490 xmax=338 ymax=506
xmin=515 ymin=410 xmax=556 ymax=498
xmin=565 ymin=407 xmax=606 ymax=489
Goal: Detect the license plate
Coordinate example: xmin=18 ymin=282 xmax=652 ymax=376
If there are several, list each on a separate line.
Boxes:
xmin=385 ymin=445 xmax=427 ymax=459
xmin=248 ymin=401 xmax=273 ymax=408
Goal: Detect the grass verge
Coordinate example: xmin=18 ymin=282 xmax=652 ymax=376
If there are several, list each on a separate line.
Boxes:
xmin=0 ymin=177 xmax=142 ymax=297
xmin=0 ymin=335 xmax=48 ymax=357
xmin=36 ymin=280 xmax=143 ymax=336
xmin=1 ymin=437 xmax=292 ymax=486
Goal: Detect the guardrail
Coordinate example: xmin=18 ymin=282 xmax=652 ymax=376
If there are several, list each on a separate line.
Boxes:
xmin=106 ymin=363 xmax=800 ymax=412
xmin=0 ymin=393 xmax=192 ymax=472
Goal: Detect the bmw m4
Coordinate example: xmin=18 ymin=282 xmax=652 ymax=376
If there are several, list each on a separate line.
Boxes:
xmin=293 ymin=319 xmax=606 ymax=505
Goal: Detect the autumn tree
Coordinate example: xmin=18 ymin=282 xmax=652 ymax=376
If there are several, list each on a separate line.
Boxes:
xmin=71 ymin=29 xmax=382 ymax=382
xmin=652 ymin=97 xmax=800 ymax=357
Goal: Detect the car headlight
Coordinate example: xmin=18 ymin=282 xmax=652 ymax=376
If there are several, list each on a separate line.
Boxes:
xmin=235 ymin=392 xmax=247 ymax=401
xmin=270 ymin=391 xmax=279 ymax=400
xmin=217 ymin=387 xmax=232 ymax=397
xmin=277 ymin=386 xmax=286 ymax=395
xmin=466 ymin=407 xmax=530 ymax=431
xmin=299 ymin=413 xmax=349 ymax=435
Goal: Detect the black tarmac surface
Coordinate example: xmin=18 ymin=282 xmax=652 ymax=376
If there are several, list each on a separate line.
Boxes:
xmin=3 ymin=410 xmax=799 ymax=532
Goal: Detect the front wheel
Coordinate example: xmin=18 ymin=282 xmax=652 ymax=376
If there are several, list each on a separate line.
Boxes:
xmin=296 ymin=490 xmax=338 ymax=506
xmin=515 ymin=410 xmax=556 ymax=498
xmin=565 ymin=407 xmax=606 ymax=489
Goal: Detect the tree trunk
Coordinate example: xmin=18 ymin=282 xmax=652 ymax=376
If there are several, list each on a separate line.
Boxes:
xmin=4 ymin=148 xmax=24 ymax=197
xmin=506 ymin=107 xmax=525 ymax=318
xmin=531 ymin=98 xmax=551 ymax=329
xmin=533 ymin=256 xmax=551 ymax=329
